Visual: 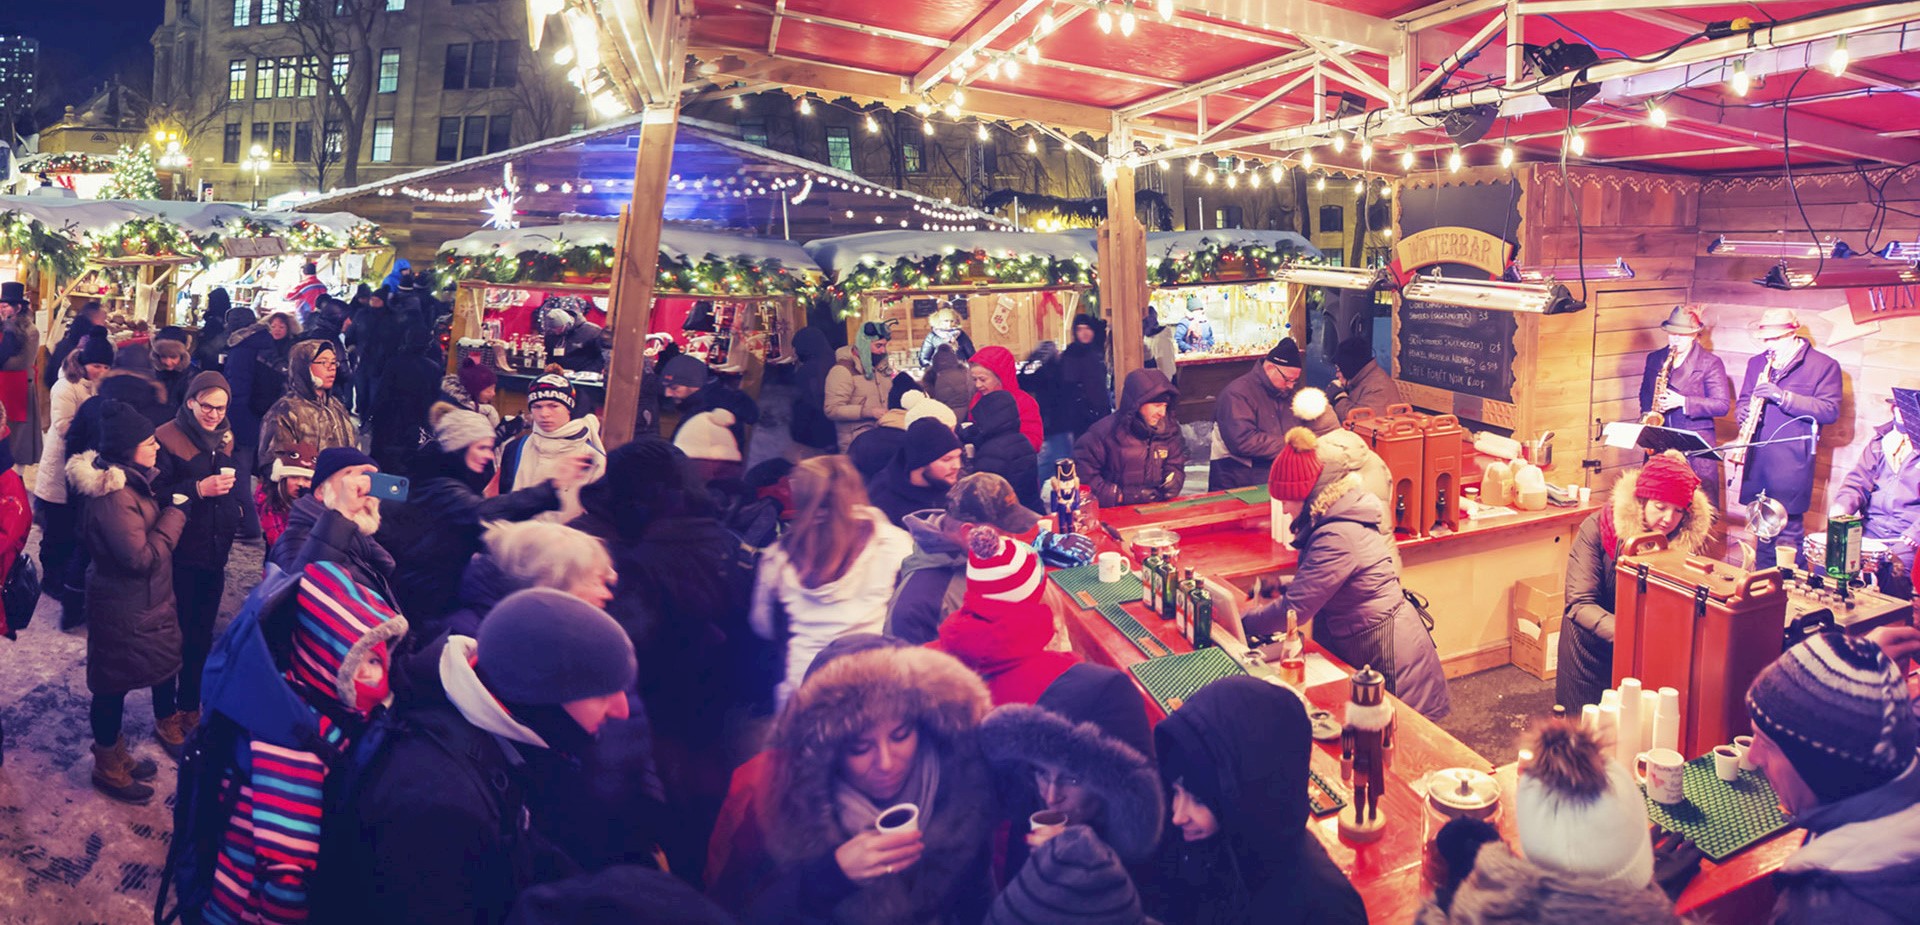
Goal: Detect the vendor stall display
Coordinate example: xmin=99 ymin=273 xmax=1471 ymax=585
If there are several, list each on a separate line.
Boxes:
xmin=805 ymin=230 xmax=1096 ymax=373
xmin=1145 ymin=229 xmax=1321 ymax=418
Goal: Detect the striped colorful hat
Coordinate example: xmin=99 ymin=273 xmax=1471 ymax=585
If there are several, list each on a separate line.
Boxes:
xmin=967 ymin=530 xmax=1046 ymax=609
xmin=1747 ymin=632 xmax=1915 ymax=803
xmin=288 ymin=562 xmax=409 ymax=710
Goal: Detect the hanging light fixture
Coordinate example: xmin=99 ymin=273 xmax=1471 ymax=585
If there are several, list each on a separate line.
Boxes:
xmin=797 ymin=96 xmax=813 ymax=115
xmin=1315 ymin=175 xmax=1326 ymax=191
xmin=1203 ymin=169 xmax=1215 ymax=186
xmin=1188 ymin=158 xmax=1200 ymax=176
xmin=923 ymin=120 xmax=935 ymax=136
xmin=1508 ymin=258 xmax=1635 ymax=283
xmin=1829 ymin=34 xmax=1850 ymax=76
xmin=730 ymin=95 xmax=743 ymax=110
xmin=1354 ymin=178 xmax=1365 ymax=193
xmin=1500 ymin=144 xmax=1515 ymax=167
xmin=1648 ymin=100 xmax=1667 ymax=127
xmin=1448 ymin=148 xmax=1463 ymax=172
xmin=1250 ymin=168 xmax=1262 ymax=188
xmin=1273 ymin=265 xmax=1388 ymax=291
xmin=1359 ymin=139 xmax=1373 ymax=164
xmin=1027 ymin=135 xmax=1039 ymax=153
xmin=1730 ymin=57 xmax=1751 ymax=97
xmin=1005 ymin=56 xmax=1020 ymax=79
xmin=1706 ymin=236 xmax=1851 ymax=259
xmin=1097 ymin=4 xmax=1114 ymax=33
xmin=1270 ymin=161 xmax=1284 ymax=183
xmin=986 ymin=59 xmax=1002 ymax=80
xmin=1331 ymin=132 xmax=1346 ymax=154
xmin=1302 ymin=149 xmax=1314 ymax=170
xmin=1403 ymin=273 xmax=1582 ymax=313
xmin=1158 ymin=0 xmax=1174 ymax=20
xmin=1567 ymin=128 xmax=1586 ymax=157
xmin=976 ymin=123 xmax=989 ymax=141
xmin=952 ymin=89 xmax=967 ymax=107
xmin=1400 ymin=148 xmax=1415 ymax=170
xmin=1119 ymin=2 xmax=1137 ymax=36
xmin=944 ymin=102 xmax=961 ymax=118
xmin=1040 ymin=5 xmax=1058 ymax=33
xmin=1227 ymin=171 xmax=1238 ymax=189
xmin=1026 ymin=43 xmax=1041 ymax=64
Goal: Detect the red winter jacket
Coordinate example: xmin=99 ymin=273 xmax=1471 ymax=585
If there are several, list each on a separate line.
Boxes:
xmin=967 ymin=346 xmax=1044 ymax=453
xmin=0 ymin=468 xmax=30 ymax=636
xmin=927 ymin=594 xmax=1076 ymax=706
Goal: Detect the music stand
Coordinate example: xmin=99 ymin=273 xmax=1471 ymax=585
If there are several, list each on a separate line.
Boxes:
xmin=1892 ymin=388 xmax=1920 ymax=444
xmin=1600 ymin=422 xmax=1721 ymax=461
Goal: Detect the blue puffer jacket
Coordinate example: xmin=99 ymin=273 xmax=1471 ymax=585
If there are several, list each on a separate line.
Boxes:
xmin=1832 ymin=419 xmax=1920 ymax=555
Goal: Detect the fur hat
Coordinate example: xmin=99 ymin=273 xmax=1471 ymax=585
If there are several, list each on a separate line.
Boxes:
xmin=1291 ymin=387 xmax=1339 ymax=436
xmin=1514 ymin=720 xmax=1655 ymax=887
xmin=671 ymin=409 xmax=741 ymax=462
xmin=151 ymin=337 xmax=190 ymax=362
xmin=1268 ymin=427 xmax=1325 ymax=502
xmin=903 ymin=391 xmax=958 ymax=430
xmin=1747 ymin=632 xmax=1917 ymax=803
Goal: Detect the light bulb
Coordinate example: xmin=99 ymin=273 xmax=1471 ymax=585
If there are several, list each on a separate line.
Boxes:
xmin=1331 ymin=133 xmax=1346 ymax=154
xmin=986 ymin=59 xmax=1002 ymax=80
xmin=944 ymin=102 xmax=960 ymax=118
xmin=1101 ymin=160 xmax=1118 ymax=181
xmin=915 ymin=101 xmax=932 ymax=114
xmin=1025 ymin=43 xmax=1040 ymax=64
xmin=1270 ymin=162 xmax=1283 ymax=183
xmin=1829 ymin=35 xmax=1849 ymax=76
xmin=1354 ymin=179 xmax=1365 ymax=193
xmin=1204 ymin=170 xmax=1215 ymax=186
xmin=976 ymin=123 xmax=989 ymax=141
xmin=1187 ymin=158 xmax=1200 ymax=176
xmin=798 ymin=97 xmax=812 ymax=115
xmin=923 ymin=120 xmax=934 ymax=136
xmin=1315 ymin=175 xmax=1325 ymax=191
xmin=1005 ymin=57 xmax=1020 ymax=79
xmin=1027 ymin=135 xmax=1038 ymax=153
xmin=1500 ymin=145 xmax=1514 ymax=167
xmin=1119 ymin=6 xmax=1136 ymax=36
xmin=952 ymin=89 xmax=967 ymax=107
xmin=730 ymin=95 xmax=743 ymax=110
xmin=1359 ymin=140 xmax=1372 ymax=164
xmin=865 ymin=114 xmax=879 ymax=133
xmin=1569 ymin=131 xmax=1586 ymax=156
xmin=1301 ymin=149 xmax=1314 ymax=170
xmin=1648 ymin=100 xmax=1667 ymax=127
xmin=1249 ymin=169 xmax=1261 ymax=188
xmin=1226 ymin=171 xmax=1237 ymax=189
xmin=1158 ymin=0 xmax=1173 ymax=19
xmin=1098 ymin=7 xmax=1113 ymax=33
xmin=554 ymin=46 xmax=574 ymax=66
xmin=1400 ymin=148 xmax=1415 ymax=170
xmin=1040 ymin=7 xmax=1057 ymax=33
xmin=1448 ymin=148 xmax=1462 ymax=172
xmin=1730 ymin=57 xmax=1750 ymax=97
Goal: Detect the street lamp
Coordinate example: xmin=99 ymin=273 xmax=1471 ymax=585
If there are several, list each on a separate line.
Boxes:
xmin=242 ymin=143 xmax=270 ymax=207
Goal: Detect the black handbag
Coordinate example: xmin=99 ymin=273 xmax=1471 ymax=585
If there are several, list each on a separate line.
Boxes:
xmin=2 ymin=552 xmax=39 ymax=639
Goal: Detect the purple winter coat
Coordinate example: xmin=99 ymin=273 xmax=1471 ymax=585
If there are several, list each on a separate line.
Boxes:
xmin=1247 ymin=483 xmax=1450 ymax=719
xmin=1735 ymin=340 xmax=1842 ymax=514
xmin=1639 ymin=344 xmax=1732 ymax=485
xmin=1832 ymin=420 xmax=1920 ymax=553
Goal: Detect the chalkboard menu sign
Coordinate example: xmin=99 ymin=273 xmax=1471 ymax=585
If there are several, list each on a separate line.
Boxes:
xmin=1396 ymin=301 xmax=1516 ymax=402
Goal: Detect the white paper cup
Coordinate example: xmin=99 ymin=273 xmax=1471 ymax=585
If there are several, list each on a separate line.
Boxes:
xmin=1734 ymin=735 xmax=1756 ymax=771
xmin=1029 ymin=809 xmax=1067 ymax=838
xmin=1774 ymin=545 xmax=1798 ymax=570
xmin=1712 ymin=745 xmax=1743 ymax=782
xmin=1635 ymin=748 xmax=1687 ymax=805
xmin=874 ymin=803 xmax=920 ymax=834
xmin=219 ymin=467 xmax=235 ymax=477
xmin=1097 ymin=551 xmax=1126 ymax=583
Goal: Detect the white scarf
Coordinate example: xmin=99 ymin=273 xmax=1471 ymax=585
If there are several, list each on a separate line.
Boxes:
xmin=515 ymin=414 xmax=606 ymax=522
xmin=439 ymin=635 xmax=548 ymax=748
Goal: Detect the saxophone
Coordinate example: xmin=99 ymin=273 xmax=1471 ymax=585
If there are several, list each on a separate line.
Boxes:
xmin=1641 ymin=350 xmax=1676 ymax=426
xmin=1727 ymin=354 xmax=1777 ymax=481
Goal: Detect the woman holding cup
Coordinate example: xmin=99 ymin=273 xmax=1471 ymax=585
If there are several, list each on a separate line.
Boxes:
xmin=755 ymin=645 xmax=996 ymax=925
xmin=153 ymin=372 xmax=243 ymax=740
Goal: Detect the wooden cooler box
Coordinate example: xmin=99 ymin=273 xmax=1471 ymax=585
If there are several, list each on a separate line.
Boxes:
xmin=1612 ymin=534 xmax=1786 ymax=757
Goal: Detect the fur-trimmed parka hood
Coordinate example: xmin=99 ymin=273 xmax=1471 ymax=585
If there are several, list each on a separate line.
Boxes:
xmin=763 ymin=646 xmax=996 ymax=925
xmin=1415 ymin=843 xmax=1687 ymax=925
xmin=978 ymin=687 xmax=1164 ymax=861
xmin=66 ymin=449 xmax=153 ymax=499
xmin=1608 ymin=459 xmax=1715 ymax=555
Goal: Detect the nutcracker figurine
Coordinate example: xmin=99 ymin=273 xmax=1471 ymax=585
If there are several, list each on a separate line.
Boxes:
xmin=1045 ymin=459 xmax=1085 ymax=534
xmin=1339 ymin=664 xmax=1394 ymax=843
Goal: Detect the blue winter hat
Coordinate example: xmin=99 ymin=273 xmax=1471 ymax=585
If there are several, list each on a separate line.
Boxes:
xmin=311 ymin=446 xmax=377 ymax=490
xmin=476 ymin=588 xmax=636 ymax=704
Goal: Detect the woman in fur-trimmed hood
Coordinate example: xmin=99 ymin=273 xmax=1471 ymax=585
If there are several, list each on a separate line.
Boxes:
xmin=1558 ymin=451 xmax=1714 ymax=710
xmin=750 ymin=645 xmax=997 ymax=925
xmin=1248 ymin=425 xmax=1451 ymax=719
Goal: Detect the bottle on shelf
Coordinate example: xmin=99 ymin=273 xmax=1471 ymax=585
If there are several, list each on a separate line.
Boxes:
xmin=1142 ymin=552 xmax=1166 ymax=612
xmin=1155 ymin=557 xmax=1179 ymax=623
xmin=1175 ymin=568 xmax=1199 ymax=640
xmin=1189 ymin=576 xmax=1213 ymax=649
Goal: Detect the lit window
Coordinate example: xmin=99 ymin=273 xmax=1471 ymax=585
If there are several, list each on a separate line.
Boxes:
xmin=260 ymin=0 xmax=279 ymax=23
xmin=254 ymin=57 xmax=273 ymax=98
xmin=232 ymin=0 xmax=250 ymax=26
xmin=228 ymin=59 xmax=247 ymax=99
xmin=299 ymin=56 xmax=319 ymax=96
xmin=902 ymin=140 xmax=924 ymax=173
xmin=826 ymin=127 xmax=852 ymax=171
xmin=378 ymin=48 xmax=399 ymax=93
xmin=372 ymin=119 xmax=394 ymax=162
xmin=331 ymin=53 xmax=348 ymax=90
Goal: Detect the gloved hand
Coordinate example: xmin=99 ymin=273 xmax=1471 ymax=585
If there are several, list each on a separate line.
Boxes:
xmin=1752 ymin=381 xmax=1786 ymax=404
xmin=1035 ymin=531 xmax=1096 ymax=568
xmin=1656 ymin=390 xmax=1686 ymax=412
xmin=1651 ymin=826 xmax=1704 ymax=901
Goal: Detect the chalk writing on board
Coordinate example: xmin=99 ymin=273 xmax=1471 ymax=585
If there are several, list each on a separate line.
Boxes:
xmin=1396 ymin=301 xmax=1516 ymax=402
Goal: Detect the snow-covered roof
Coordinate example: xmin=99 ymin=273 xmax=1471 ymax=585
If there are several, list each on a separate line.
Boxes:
xmin=0 ymin=197 xmax=374 ymax=240
xmin=1146 ymin=229 xmax=1322 ymax=260
xmin=804 ymin=230 xmax=1099 ymax=278
xmin=439 ymin=221 xmax=819 ymax=270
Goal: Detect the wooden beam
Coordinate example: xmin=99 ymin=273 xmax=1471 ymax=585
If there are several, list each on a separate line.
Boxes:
xmin=1101 ymin=122 xmax=1148 ymax=382
xmin=1297 ymin=35 xmax=1393 ymax=102
xmin=603 ymin=109 xmax=679 ymax=448
xmin=911 ymin=0 xmax=1046 ymax=94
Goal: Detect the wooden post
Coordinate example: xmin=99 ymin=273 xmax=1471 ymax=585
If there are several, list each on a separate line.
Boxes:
xmin=1099 ymin=123 xmax=1147 ymax=380
xmin=601 ymin=107 xmax=680 ymax=448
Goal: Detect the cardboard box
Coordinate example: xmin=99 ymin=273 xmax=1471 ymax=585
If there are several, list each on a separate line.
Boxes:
xmin=1510 ymin=575 xmax=1565 ymax=681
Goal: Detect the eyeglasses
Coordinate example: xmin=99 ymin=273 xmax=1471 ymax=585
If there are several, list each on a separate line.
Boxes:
xmin=311 ymin=359 xmax=339 ymax=370
xmin=194 ymin=401 xmax=228 ymax=414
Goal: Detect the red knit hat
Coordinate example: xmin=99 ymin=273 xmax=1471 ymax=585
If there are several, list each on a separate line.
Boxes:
xmin=1634 ymin=453 xmax=1699 ymax=507
xmin=965 ymin=527 xmax=1046 ymax=611
xmin=1268 ymin=427 xmax=1325 ymax=502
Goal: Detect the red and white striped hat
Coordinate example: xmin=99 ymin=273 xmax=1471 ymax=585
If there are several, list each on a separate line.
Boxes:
xmin=966 ymin=532 xmax=1045 ymax=607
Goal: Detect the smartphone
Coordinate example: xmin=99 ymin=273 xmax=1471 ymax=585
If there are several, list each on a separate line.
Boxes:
xmin=367 ymin=472 xmax=410 ymax=502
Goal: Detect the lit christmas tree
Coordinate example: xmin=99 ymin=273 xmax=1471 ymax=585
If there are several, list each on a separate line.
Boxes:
xmin=100 ymin=145 xmax=162 ymax=200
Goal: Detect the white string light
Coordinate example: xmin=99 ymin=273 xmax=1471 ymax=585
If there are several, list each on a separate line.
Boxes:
xmin=1400 ymin=148 xmax=1415 ymax=170
xmin=1448 ymin=148 xmax=1463 ymax=172
xmin=1119 ymin=2 xmax=1137 ymax=36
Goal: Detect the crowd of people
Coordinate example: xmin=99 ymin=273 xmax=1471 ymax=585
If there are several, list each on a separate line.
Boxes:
xmin=0 ymin=271 xmax=1912 ymax=925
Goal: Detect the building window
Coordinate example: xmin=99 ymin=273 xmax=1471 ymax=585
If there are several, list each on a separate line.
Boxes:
xmin=739 ymin=119 xmax=767 ymax=148
xmin=251 ymin=122 xmax=269 ymax=151
xmin=435 ymin=117 xmax=460 ymax=161
xmin=282 ymin=0 xmax=300 ymax=18
xmin=902 ymin=140 xmax=924 ymax=173
xmin=260 ymin=0 xmax=279 ymax=23
xmin=372 ymin=118 xmax=394 ymax=162
xmin=271 ymin=122 xmax=291 ymax=161
xmin=443 ymin=44 xmax=468 ymax=90
xmin=293 ymin=122 xmax=313 ymax=162
xmin=826 ymin=127 xmax=852 ymax=171
xmin=255 ymin=57 xmax=273 ymax=98
xmin=330 ymin=53 xmax=348 ymax=90
xmin=276 ymin=56 xmax=296 ymax=97
xmin=232 ymin=0 xmax=250 ymax=26
xmin=461 ymin=115 xmax=486 ymax=159
xmin=468 ymin=42 xmax=494 ymax=90
xmin=493 ymin=42 xmax=516 ymax=87
xmin=378 ymin=48 xmax=399 ymax=92
xmin=298 ymin=56 xmax=319 ymax=96
xmin=486 ymin=114 xmax=512 ymax=153
xmin=982 ymin=143 xmax=998 ymax=176
xmin=386 ymin=0 xmax=404 ymax=9
xmin=323 ymin=120 xmax=342 ymax=156
xmin=228 ymin=59 xmax=247 ymax=99
xmin=223 ymin=124 xmax=242 ymax=163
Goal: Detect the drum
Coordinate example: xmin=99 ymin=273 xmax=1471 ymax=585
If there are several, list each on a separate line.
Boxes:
xmin=1803 ymin=534 xmax=1892 ymax=575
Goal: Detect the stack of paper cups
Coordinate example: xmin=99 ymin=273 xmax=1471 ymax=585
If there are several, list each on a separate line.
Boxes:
xmin=1581 ymin=703 xmax=1600 ymax=732
xmin=1617 ymin=678 xmax=1643 ymax=766
xmin=1640 ymin=690 xmax=1660 ymax=751
xmin=1653 ymin=687 xmax=1681 ymax=753
xmin=1598 ymin=702 xmax=1621 ymax=755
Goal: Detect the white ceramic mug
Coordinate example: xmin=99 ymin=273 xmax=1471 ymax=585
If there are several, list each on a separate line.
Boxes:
xmin=875 ymin=803 xmax=920 ymax=834
xmin=1635 ymin=748 xmax=1686 ymax=805
xmin=1713 ymin=744 xmax=1742 ymax=782
xmin=1734 ymin=735 xmax=1756 ymax=772
xmin=1097 ymin=551 xmax=1127 ymax=583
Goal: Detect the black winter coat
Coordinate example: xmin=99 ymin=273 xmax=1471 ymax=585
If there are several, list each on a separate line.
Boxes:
xmin=1075 ymin=368 xmax=1187 ymax=506
xmin=153 ymin=419 xmax=242 ymax=571
xmin=70 ymin=452 xmax=188 ymax=695
xmin=1055 ymin=319 xmax=1113 ymax=437
xmin=370 ymin=350 xmax=447 ymax=472
xmin=271 ymin=494 xmax=398 ymax=604
xmin=224 ymin=326 xmax=289 ymax=448
xmin=963 ymin=390 xmax=1043 ymax=513
xmin=375 ymin=449 xmax=560 ymax=625
xmin=789 ymin=326 xmax=838 ymax=450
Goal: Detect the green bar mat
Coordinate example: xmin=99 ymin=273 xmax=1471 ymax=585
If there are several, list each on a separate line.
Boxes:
xmin=1642 ymin=755 xmax=1792 ymax=861
xmin=1225 ymin=485 xmax=1270 ymax=504
xmin=1048 ymin=564 xmax=1144 ymax=609
xmin=1129 ymin=647 xmax=1247 ymax=715
xmin=1131 ymin=489 xmax=1260 ymax=515
xmin=1097 ymin=603 xmax=1172 ymax=659
xmin=1308 ymin=768 xmax=1347 ymax=818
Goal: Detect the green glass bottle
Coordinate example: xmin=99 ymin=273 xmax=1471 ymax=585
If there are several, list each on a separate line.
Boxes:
xmin=1189 ymin=577 xmax=1213 ymax=649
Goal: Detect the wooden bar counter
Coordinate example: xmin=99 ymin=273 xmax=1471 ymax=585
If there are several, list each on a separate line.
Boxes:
xmin=1101 ymin=486 xmax=1595 ymax=675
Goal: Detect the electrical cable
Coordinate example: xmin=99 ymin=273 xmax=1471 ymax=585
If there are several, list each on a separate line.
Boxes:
xmin=1780 ymin=70 xmax=1824 ymax=280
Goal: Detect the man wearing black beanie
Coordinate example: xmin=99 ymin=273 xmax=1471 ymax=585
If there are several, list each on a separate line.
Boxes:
xmin=866 ymin=417 xmax=963 ymax=527
xmin=318 ymin=588 xmax=637 ymax=925
xmin=1208 ymin=338 xmax=1337 ymax=491
xmin=1329 ymin=335 xmax=1399 ymax=423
